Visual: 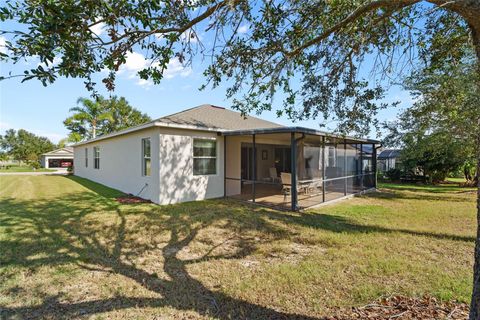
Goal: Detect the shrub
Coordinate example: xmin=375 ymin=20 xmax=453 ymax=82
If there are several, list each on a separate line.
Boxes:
xmin=430 ymin=171 xmax=447 ymax=184
xmin=29 ymin=161 xmax=40 ymax=169
xmin=385 ymin=168 xmax=402 ymax=181
xmin=377 ymin=171 xmax=386 ymax=181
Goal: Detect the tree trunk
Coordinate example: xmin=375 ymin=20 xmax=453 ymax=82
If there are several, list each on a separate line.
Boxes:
xmin=465 ymin=165 xmax=472 ymax=182
xmin=469 ymin=21 xmax=480 ymax=320
xmin=92 ymin=119 xmax=97 ymax=139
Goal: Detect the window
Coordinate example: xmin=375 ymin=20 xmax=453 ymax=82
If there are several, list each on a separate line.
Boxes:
xmin=94 ymin=146 xmax=100 ymax=169
xmin=193 ymin=139 xmax=216 ymax=175
xmin=142 ymin=138 xmax=151 ymax=176
xmin=85 ymin=148 xmax=88 ymax=167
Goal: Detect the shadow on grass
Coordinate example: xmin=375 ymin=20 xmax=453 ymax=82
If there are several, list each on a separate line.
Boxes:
xmin=0 ymin=177 xmax=317 ymax=319
xmin=0 ymin=176 xmax=474 ymax=319
xmin=265 ymin=210 xmax=475 ymax=243
xmin=364 ymin=189 xmax=472 ymax=203
xmin=65 ymin=175 xmax=125 ymax=199
xmin=378 ymin=182 xmax=475 ymax=194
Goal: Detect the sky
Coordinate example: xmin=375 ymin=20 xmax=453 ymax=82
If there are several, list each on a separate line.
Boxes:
xmin=0 ymin=19 xmax=415 ymax=144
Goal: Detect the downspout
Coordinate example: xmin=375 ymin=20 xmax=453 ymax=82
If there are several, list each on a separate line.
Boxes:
xmin=322 ymin=136 xmax=326 ymax=203
xmin=252 ymin=134 xmax=256 ymax=203
xmin=224 ymin=135 xmax=227 ymax=198
xmin=344 ymin=141 xmax=347 ymax=196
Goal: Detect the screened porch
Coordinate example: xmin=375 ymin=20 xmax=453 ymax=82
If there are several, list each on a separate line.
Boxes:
xmin=223 ymin=128 xmax=378 ymax=211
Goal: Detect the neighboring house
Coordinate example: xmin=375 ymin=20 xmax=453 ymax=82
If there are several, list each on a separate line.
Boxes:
xmin=41 ymin=147 xmax=74 ymax=168
xmin=73 ymin=104 xmax=379 ymax=211
xmin=377 ymin=149 xmax=402 ymax=173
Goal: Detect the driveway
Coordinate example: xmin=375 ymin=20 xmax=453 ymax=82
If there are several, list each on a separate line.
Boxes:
xmin=0 ymin=169 xmax=69 ymax=176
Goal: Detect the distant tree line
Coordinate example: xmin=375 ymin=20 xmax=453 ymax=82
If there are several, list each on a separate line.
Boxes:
xmin=0 ymin=96 xmax=151 ymax=165
xmin=0 ymin=129 xmax=55 ymax=165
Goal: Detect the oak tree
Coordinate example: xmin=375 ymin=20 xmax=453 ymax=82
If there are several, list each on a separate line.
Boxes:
xmin=1 ymin=0 xmax=480 ymax=317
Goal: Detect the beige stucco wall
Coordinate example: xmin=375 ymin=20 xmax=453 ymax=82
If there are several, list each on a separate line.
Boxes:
xmin=225 ymin=134 xmax=292 ymax=196
xmin=73 ymin=127 xmax=161 ymax=203
xmin=73 ymin=127 xmax=225 ymax=205
xmin=158 ymin=128 xmax=224 ymax=204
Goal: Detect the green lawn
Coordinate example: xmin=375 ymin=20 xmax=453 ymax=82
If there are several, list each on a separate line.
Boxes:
xmin=0 ymin=165 xmax=55 ymax=172
xmin=0 ymin=176 xmax=476 ymax=319
xmin=447 ymin=177 xmax=468 ymax=184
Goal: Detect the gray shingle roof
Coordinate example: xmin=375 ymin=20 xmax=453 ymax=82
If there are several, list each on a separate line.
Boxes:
xmin=157 ymin=104 xmax=283 ymax=130
xmin=378 ymin=149 xmax=401 ymax=159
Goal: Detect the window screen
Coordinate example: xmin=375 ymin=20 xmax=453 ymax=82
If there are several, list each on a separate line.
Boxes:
xmin=93 ymin=146 xmax=100 ymax=169
xmin=142 ymin=138 xmax=151 ymax=176
xmin=193 ymin=139 xmax=216 ymax=175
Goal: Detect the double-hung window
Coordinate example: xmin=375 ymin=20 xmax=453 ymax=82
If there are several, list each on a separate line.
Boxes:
xmin=142 ymin=138 xmax=151 ymax=176
xmin=93 ymin=146 xmax=100 ymax=169
xmin=85 ymin=148 xmax=88 ymax=167
xmin=193 ymin=139 xmax=216 ymax=175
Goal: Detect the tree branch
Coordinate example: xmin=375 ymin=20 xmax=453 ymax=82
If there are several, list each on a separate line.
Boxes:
xmin=284 ymin=0 xmax=419 ymax=58
xmin=98 ymin=1 xmax=227 ymax=47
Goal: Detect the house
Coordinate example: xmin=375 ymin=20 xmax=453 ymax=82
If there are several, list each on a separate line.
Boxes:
xmin=41 ymin=147 xmax=74 ymax=168
xmin=73 ymin=104 xmax=379 ymax=210
xmin=377 ymin=149 xmax=402 ymax=173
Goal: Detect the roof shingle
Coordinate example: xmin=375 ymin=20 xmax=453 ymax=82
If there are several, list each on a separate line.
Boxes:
xmin=157 ymin=104 xmax=283 ymax=130
xmin=378 ymin=149 xmax=401 ymax=159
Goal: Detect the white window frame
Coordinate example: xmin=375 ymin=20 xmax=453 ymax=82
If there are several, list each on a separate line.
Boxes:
xmin=192 ymin=138 xmax=217 ymax=176
xmin=93 ymin=146 xmax=100 ymax=169
xmin=141 ymin=138 xmax=151 ymax=176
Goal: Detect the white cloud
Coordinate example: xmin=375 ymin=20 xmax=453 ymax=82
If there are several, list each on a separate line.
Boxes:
xmin=238 ymin=25 xmax=249 ymax=34
xmin=121 ymin=51 xmax=149 ymax=74
xmin=0 ymin=36 xmax=6 ymax=54
xmin=181 ymin=30 xmax=201 ymax=43
xmin=119 ymin=51 xmax=192 ymax=87
xmin=89 ymin=22 xmax=106 ymax=36
xmin=163 ymin=57 xmax=192 ymax=79
xmin=38 ymin=56 xmax=61 ymax=68
xmin=136 ymin=78 xmax=153 ymax=88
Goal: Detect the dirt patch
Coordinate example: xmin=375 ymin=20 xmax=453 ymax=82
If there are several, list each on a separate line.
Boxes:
xmin=116 ymin=195 xmax=151 ymax=204
xmin=329 ymin=295 xmax=468 ymax=319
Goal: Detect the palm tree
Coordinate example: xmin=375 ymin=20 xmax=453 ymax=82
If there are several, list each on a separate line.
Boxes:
xmin=63 ymin=97 xmax=110 ymax=140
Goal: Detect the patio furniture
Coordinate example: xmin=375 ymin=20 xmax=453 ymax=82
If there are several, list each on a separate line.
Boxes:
xmin=280 ymin=172 xmax=307 ymax=202
xmin=298 ymin=178 xmax=323 ymax=194
xmin=269 ymin=167 xmax=280 ymax=183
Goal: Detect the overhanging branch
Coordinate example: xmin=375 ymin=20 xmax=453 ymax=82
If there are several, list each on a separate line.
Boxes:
xmin=284 ymin=0 xmax=419 ymax=58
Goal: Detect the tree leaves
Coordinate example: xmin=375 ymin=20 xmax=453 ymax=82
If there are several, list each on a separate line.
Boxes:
xmin=0 ymin=0 xmax=477 ymax=137
xmin=63 ymin=95 xmax=151 ymax=141
xmin=0 ymin=129 xmax=55 ymax=162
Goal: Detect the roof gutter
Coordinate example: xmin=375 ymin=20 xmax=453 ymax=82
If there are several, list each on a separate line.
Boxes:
xmin=221 ymin=126 xmax=380 ymax=144
xmin=72 ymin=124 xmax=379 ymax=147
xmin=72 ymin=121 xmax=227 ymax=147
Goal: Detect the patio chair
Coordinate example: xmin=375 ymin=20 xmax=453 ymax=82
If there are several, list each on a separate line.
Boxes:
xmin=280 ymin=172 xmax=305 ymax=202
xmin=269 ymin=167 xmax=280 ymax=183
